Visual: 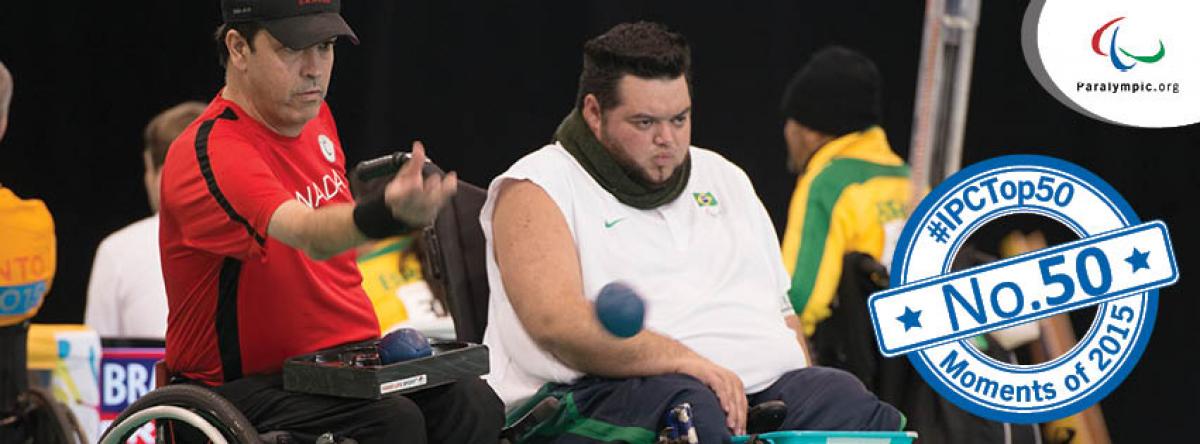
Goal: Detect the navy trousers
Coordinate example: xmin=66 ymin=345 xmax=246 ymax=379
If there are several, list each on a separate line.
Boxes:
xmin=522 ymin=366 xmax=902 ymax=444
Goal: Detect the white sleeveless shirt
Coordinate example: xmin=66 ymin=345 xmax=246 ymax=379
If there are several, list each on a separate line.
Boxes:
xmin=481 ymin=143 xmax=808 ymax=407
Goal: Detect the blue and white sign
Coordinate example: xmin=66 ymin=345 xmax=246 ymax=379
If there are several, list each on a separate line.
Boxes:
xmin=872 ymin=155 xmax=1178 ymax=423
xmin=99 ymin=347 xmax=164 ymax=427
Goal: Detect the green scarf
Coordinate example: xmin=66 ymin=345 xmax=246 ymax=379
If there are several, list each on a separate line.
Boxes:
xmin=552 ymin=108 xmax=690 ymax=209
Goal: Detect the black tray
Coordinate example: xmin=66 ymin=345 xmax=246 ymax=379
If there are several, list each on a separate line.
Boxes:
xmin=283 ymin=340 xmax=488 ymax=399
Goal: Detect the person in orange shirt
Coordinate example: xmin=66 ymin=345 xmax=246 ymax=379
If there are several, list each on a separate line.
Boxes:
xmin=0 ymin=60 xmax=58 ymax=441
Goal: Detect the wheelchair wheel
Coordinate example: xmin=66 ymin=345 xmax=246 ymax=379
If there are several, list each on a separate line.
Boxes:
xmin=6 ymin=387 xmax=89 ymax=444
xmin=99 ymin=384 xmax=258 ymax=444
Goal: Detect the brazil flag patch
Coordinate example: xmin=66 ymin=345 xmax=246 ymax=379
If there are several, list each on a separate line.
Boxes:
xmin=692 ymin=192 xmax=718 ymax=207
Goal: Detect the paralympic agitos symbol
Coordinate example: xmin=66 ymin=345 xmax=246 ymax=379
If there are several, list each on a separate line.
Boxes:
xmin=1091 ymin=17 xmax=1165 ymax=72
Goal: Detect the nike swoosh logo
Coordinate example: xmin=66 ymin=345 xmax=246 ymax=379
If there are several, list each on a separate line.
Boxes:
xmin=604 ymin=218 xmax=626 ymax=229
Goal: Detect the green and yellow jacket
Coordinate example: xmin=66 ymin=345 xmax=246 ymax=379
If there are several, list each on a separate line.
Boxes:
xmin=781 ymin=127 xmax=911 ymax=336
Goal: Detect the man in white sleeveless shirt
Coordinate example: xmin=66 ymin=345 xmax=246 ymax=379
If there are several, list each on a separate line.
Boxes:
xmin=482 ymin=22 xmax=902 ymax=442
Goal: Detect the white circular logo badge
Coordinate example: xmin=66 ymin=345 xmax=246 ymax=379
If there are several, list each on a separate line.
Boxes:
xmin=872 ymin=155 xmax=1178 ymax=423
xmin=318 ymin=134 xmax=337 ymax=163
xmin=1022 ymin=0 xmax=1200 ymax=127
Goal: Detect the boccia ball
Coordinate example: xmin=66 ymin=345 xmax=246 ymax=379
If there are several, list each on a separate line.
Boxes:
xmin=378 ymin=328 xmax=433 ymax=364
xmin=595 ymin=281 xmax=645 ymax=338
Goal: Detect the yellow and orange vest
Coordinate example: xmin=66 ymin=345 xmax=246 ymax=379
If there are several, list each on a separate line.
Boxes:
xmin=1 ymin=186 xmax=55 ymax=327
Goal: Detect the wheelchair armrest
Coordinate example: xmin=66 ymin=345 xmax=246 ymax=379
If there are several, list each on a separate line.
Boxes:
xmin=154 ymin=361 xmax=168 ymax=389
xmin=746 ymin=400 xmax=787 ymax=435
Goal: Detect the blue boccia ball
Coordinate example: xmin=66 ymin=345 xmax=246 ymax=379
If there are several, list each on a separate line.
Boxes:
xmin=595 ymin=281 xmax=645 ymax=338
xmin=378 ymin=328 xmax=433 ymax=364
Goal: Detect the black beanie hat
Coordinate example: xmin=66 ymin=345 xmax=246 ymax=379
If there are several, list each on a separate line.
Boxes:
xmin=781 ymin=46 xmax=882 ymax=136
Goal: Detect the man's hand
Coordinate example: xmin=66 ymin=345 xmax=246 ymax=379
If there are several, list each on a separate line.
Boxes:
xmin=383 ymin=141 xmax=458 ymax=227
xmin=494 ymin=179 xmax=751 ymax=434
xmin=268 ymin=142 xmax=458 ymax=260
xmin=675 ymin=356 xmax=747 ymax=435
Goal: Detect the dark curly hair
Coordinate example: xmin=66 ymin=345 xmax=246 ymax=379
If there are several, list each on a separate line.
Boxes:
xmin=575 ymin=22 xmax=692 ymax=110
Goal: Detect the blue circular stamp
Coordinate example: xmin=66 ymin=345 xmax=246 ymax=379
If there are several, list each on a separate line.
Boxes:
xmin=885 ymin=155 xmax=1170 ymax=424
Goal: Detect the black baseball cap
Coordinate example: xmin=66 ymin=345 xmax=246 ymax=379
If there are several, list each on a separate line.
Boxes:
xmin=221 ymin=0 xmax=359 ymax=50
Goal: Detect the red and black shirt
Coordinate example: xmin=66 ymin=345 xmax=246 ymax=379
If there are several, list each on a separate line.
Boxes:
xmin=160 ymin=92 xmax=378 ymax=386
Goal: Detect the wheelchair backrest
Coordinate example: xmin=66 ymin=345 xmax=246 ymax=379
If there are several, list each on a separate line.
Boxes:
xmin=418 ymin=180 xmax=491 ymax=343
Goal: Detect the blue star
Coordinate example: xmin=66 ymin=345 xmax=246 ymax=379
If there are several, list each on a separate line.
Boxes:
xmin=897 ymin=307 xmax=923 ymax=332
xmin=1125 ymin=248 xmax=1151 ymax=273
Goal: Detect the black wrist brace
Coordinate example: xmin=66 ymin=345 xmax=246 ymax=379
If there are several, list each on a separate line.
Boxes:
xmin=353 ymin=192 xmax=415 ymax=239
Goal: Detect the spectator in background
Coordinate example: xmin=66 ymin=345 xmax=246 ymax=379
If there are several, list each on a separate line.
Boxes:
xmin=84 ymin=101 xmax=205 ymax=338
xmin=778 ymin=46 xmax=912 ymax=337
xmin=0 ymin=60 xmax=60 ymax=442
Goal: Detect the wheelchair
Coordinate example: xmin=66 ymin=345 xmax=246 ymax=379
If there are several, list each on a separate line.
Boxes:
xmin=413 ymin=171 xmax=911 ymax=443
xmin=1 ymin=385 xmax=90 ymax=444
xmin=100 ymin=383 xmax=257 ymax=444
xmin=99 ymin=153 xmax=910 ymax=443
xmin=2 ymin=322 xmax=92 ymax=444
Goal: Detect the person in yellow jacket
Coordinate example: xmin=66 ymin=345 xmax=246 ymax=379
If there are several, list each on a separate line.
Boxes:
xmin=1 ymin=60 xmax=58 ymax=439
xmin=779 ymin=47 xmax=910 ymax=336
xmin=355 ymin=234 xmax=454 ymax=338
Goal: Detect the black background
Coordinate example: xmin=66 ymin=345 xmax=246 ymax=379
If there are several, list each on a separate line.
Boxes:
xmin=1 ymin=1 xmax=1195 ymax=439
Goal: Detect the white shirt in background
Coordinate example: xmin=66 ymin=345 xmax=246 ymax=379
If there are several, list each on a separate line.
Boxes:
xmin=85 ymin=215 xmax=167 ymax=339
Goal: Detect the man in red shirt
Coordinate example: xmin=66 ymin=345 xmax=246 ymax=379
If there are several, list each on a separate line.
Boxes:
xmin=159 ymin=1 xmax=502 ymax=442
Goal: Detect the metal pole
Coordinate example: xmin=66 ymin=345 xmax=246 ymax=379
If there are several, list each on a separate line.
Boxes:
xmin=908 ymin=0 xmax=981 ymax=208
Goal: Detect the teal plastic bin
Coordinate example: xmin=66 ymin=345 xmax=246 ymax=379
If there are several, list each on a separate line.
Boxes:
xmin=732 ymin=431 xmax=918 ymax=444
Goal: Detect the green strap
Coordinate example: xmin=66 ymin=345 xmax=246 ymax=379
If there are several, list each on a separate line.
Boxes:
xmin=505 ymin=383 xmax=559 ymax=427
xmin=354 ymin=236 xmax=413 ymax=263
xmin=509 ymin=384 xmax=657 ymax=444
xmin=536 ymin=393 xmax=657 ymax=443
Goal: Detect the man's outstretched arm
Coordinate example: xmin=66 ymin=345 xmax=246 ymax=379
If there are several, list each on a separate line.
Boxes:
xmin=492 ymin=179 xmax=747 ymax=434
xmin=268 ymin=142 xmax=457 ymax=260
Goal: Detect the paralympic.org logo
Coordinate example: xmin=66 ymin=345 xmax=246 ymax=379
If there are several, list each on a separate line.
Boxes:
xmin=1091 ymin=17 xmax=1165 ymax=72
xmin=1022 ymin=0 xmax=1200 ymax=128
xmin=1077 ymin=16 xmax=1178 ymax=94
